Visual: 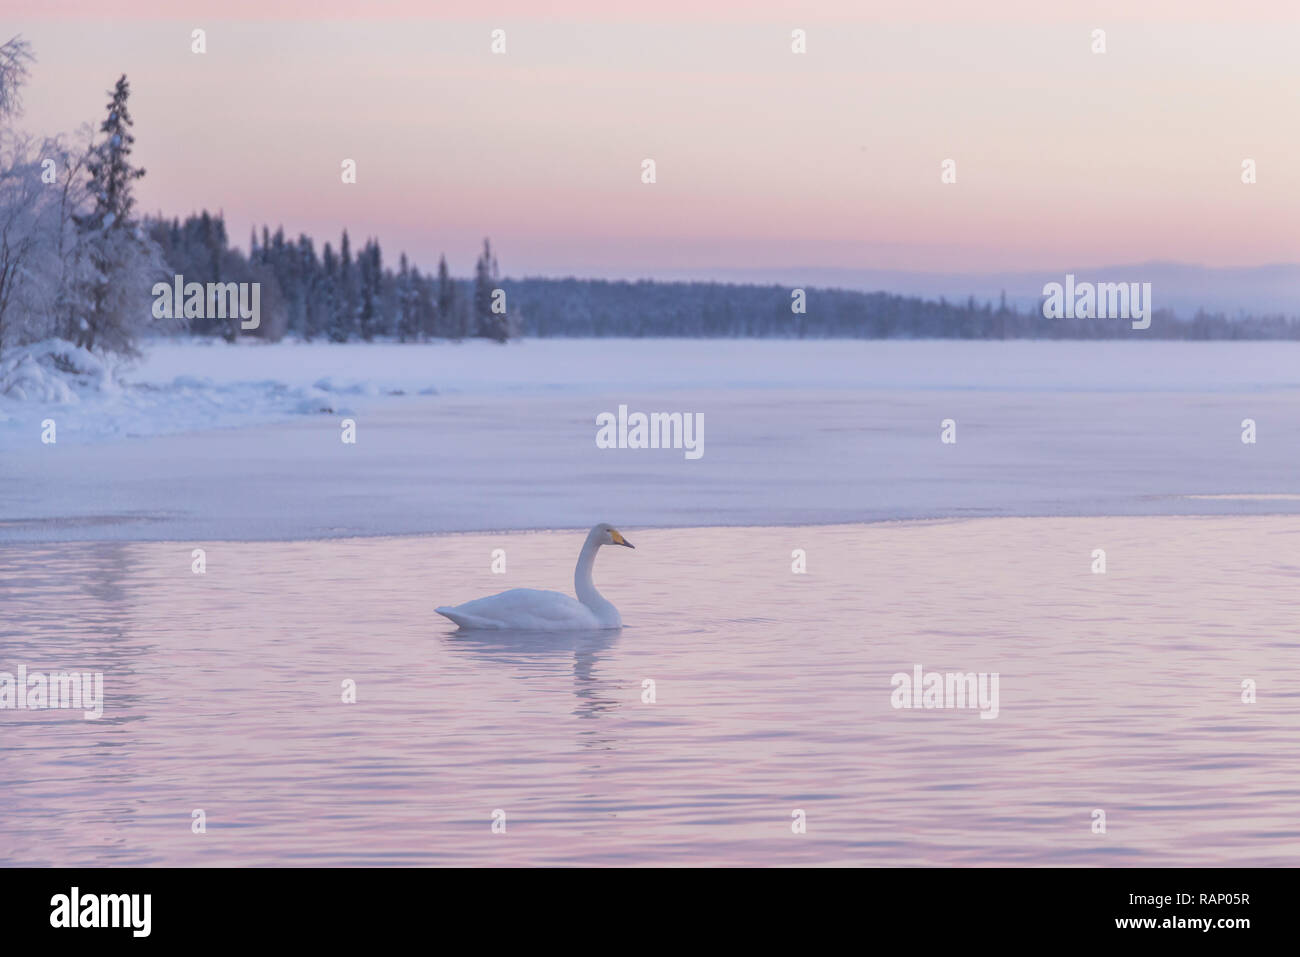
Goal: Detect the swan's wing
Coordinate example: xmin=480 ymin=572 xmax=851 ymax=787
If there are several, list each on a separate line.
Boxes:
xmin=436 ymin=588 xmax=595 ymax=630
xmin=435 ymin=606 xmax=505 ymax=630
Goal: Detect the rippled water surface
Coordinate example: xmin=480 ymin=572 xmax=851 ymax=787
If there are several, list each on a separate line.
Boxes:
xmin=1 ymin=519 xmax=1297 ymax=865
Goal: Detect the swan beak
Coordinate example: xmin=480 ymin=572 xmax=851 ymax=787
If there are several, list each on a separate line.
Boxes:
xmin=611 ymin=530 xmax=635 ymax=548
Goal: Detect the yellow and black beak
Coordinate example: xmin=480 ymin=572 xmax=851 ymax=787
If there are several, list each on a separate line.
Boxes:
xmin=610 ymin=529 xmax=635 ymax=549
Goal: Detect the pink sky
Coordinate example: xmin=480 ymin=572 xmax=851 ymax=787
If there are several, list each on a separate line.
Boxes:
xmin=8 ymin=2 xmax=1300 ymax=277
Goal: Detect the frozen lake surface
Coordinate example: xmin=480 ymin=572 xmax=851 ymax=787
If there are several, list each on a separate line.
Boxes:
xmin=4 ymin=339 xmax=1300 ymax=542
xmin=1 ymin=520 xmax=1295 ymax=866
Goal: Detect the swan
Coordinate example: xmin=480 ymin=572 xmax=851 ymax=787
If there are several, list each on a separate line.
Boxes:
xmin=436 ymin=523 xmax=634 ymax=631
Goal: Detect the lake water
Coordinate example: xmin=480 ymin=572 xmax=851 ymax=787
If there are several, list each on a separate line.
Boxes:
xmin=2 ymin=518 xmax=1296 ymax=866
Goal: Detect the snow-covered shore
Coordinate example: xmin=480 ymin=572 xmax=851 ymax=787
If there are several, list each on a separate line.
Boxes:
xmin=6 ymin=336 xmax=1300 ymax=445
xmin=0 ymin=338 xmax=437 ymax=442
xmin=4 ymin=337 xmax=1300 ymax=542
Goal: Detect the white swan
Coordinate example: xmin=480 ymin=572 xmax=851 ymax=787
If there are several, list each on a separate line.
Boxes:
xmin=436 ymin=523 xmax=634 ymax=631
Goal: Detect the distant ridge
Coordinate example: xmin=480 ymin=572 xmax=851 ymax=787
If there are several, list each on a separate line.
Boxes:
xmin=555 ymin=262 xmax=1300 ymax=320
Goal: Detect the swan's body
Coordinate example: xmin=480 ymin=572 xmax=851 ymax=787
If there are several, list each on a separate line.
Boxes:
xmin=436 ymin=524 xmax=633 ymax=631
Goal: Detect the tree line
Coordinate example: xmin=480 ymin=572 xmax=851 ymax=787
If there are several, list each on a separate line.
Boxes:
xmin=501 ymin=279 xmax=1300 ymax=340
xmin=0 ymin=35 xmax=513 ymax=360
xmin=147 ymin=213 xmax=515 ymax=344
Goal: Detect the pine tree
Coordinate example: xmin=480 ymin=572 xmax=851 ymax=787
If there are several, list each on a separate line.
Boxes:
xmin=357 ymin=238 xmax=382 ymax=340
xmin=395 ymin=252 xmax=421 ymax=342
xmin=436 ymin=254 xmax=454 ymax=338
xmin=473 ymin=238 xmax=508 ymax=342
xmin=76 ymin=76 xmax=145 ymax=235
xmin=71 ymin=74 xmax=164 ymax=353
xmin=416 ymin=270 xmax=436 ymax=340
xmin=334 ymin=229 xmax=357 ymax=341
xmin=321 ymin=241 xmax=344 ymax=342
xmin=298 ymin=234 xmax=320 ymax=340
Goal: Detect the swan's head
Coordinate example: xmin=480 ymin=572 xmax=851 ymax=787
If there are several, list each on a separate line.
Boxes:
xmin=592 ymin=522 xmax=635 ymax=549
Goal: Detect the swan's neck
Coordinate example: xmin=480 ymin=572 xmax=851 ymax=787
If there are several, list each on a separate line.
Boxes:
xmin=574 ymin=534 xmax=606 ymax=609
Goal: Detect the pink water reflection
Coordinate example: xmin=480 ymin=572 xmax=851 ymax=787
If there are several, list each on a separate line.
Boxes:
xmin=0 ymin=518 xmax=1296 ymax=865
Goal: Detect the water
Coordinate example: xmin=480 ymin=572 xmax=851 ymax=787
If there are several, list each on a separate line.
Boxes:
xmin=1 ymin=519 xmax=1297 ymax=866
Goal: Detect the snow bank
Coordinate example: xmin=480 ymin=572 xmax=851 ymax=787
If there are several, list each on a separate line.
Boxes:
xmin=0 ymin=337 xmax=413 ymax=442
xmin=0 ymin=339 xmax=117 ymax=404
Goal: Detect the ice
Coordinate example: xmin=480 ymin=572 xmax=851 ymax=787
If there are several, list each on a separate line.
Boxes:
xmin=4 ymin=337 xmax=1300 ymax=542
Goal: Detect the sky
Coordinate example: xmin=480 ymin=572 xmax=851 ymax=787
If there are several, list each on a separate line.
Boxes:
xmin=7 ymin=1 xmax=1300 ymax=278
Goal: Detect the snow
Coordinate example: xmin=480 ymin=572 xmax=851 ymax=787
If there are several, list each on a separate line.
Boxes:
xmin=0 ymin=337 xmax=378 ymax=441
xmin=126 ymin=335 xmax=1300 ymax=397
xmin=0 ymin=339 xmax=117 ymax=404
xmin=4 ymin=337 xmax=1300 ymax=542
xmin=6 ymin=335 xmax=1300 ymax=446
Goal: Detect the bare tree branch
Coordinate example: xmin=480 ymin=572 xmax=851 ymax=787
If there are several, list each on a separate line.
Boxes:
xmin=0 ymin=35 xmax=35 ymax=120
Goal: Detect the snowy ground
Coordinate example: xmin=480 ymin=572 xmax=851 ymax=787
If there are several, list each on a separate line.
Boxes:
xmin=3 ymin=337 xmax=1300 ymax=542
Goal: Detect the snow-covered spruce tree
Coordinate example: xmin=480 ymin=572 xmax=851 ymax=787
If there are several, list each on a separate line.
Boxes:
xmin=71 ymin=74 xmax=166 ymax=355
